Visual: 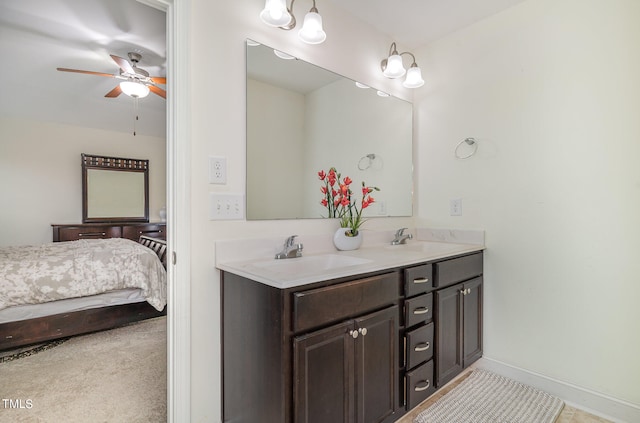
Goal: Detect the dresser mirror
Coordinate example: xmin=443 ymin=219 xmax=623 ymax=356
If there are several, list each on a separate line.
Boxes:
xmin=246 ymin=39 xmax=414 ymax=220
xmin=82 ymin=153 xmax=149 ymax=223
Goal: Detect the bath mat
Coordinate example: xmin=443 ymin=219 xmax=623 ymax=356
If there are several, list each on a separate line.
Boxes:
xmin=414 ymin=369 xmax=564 ymax=423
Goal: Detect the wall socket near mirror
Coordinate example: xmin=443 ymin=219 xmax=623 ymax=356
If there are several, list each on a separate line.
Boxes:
xmin=450 ymin=198 xmax=462 ymax=216
xmin=209 ymin=156 xmax=227 ymax=184
xmin=210 ymin=193 xmax=244 ymax=220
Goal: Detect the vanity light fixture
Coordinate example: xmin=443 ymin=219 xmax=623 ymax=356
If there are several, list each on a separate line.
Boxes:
xmin=119 ymin=80 xmax=150 ymax=98
xmin=381 ymin=42 xmax=425 ymax=88
xmin=260 ymin=0 xmax=326 ymax=45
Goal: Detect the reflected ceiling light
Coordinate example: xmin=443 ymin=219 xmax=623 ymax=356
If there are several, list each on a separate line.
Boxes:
xmin=273 ymin=50 xmax=296 ymax=60
xmin=380 ymin=42 xmax=425 ymax=89
xmin=120 ymin=80 xmax=150 ymax=98
xmin=376 ymin=90 xmax=390 ymax=97
xmin=260 ymin=0 xmax=326 ymax=45
xmin=355 ymin=82 xmax=370 ymax=89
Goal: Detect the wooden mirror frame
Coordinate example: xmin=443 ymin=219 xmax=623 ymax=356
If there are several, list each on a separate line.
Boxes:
xmin=82 ymin=153 xmax=149 ymax=223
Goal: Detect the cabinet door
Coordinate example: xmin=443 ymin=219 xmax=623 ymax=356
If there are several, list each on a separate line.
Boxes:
xmin=354 ymin=306 xmax=398 ymax=423
xmin=463 ymin=277 xmax=483 ymax=366
xmin=435 ymin=283 xmax=463 ymax=387
xmin=294 ymin=320 xmax=355 ymax=423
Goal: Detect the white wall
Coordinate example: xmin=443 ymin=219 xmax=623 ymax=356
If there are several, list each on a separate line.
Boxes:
xmin=414 ymin=0 xmax=640 ymax=411
xmin=0 ymin=117 xmax=166 ymax=247
xmin=187 ymin=1 xmax=413 ymax=421
xmin=246 ymin=78 xmax=305 ymax=219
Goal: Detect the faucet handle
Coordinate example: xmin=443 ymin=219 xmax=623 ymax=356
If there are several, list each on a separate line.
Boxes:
xmin=285 ymin=235 xmax=298 ymax=246
xmin=395 ymin=228 xmax=408 ymax=237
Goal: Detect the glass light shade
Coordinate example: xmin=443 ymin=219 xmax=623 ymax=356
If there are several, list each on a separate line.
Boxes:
xmin=260 ymin=0 xmax=292 ymax=27
xmin=120 ymin=81 xmax=150 ymax=98
xmin=382 ymin=54 xmax=406 ymax=78
xmin=403 ymin=66 xmax=425 ymax=88
xmin=298 ymin=12 xmax=326 ymax=44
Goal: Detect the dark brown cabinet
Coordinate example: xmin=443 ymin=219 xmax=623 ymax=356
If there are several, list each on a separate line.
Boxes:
xmin=221 ymin=250 xmax=483 ymax=423
xmin=293 ymin=306 xmax=398 ymax=423
xmin=52 ymin=222 xmax=165 ymax=242
xmin=435 ymin=276 xmax=483 ymax=387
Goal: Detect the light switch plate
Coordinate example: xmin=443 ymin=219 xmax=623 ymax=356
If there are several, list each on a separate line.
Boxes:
xmin=210 ymin=193 xmax=244 ymax=220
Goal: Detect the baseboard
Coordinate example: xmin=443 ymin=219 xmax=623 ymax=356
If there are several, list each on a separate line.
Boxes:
xmin=471 ymin=357 xmax=640 ymax=423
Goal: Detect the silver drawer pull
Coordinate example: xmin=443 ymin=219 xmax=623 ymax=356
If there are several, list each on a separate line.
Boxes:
xmin=414 ymin=342 xmax=430 ymax=352
xmin=413 ymin=277 xmax=429 ymax=284
xmin=413 ymin=307 xmax=429 ymax=315
xmin=78 ymin=232 xmax=106 ymax=237
xmin=414 ymin=380 xmax=431 ymax=392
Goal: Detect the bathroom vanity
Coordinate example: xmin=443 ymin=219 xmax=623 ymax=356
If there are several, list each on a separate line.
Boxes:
xmin=219 ymin=238 xmax=483 ymax=423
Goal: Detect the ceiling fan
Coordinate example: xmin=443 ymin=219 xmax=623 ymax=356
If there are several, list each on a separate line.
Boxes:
xmin=57 ymin=52 xmax=166 ymax=99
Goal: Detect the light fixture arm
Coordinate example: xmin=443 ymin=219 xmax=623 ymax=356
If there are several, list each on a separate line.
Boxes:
xmin=380 ymin=42 xmax=425 ymax=88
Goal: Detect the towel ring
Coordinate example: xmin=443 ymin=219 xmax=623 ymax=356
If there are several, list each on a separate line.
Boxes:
xmin=358 ymin=153 xmax=377 ymax=170
xmin=455 ymin=138 xmax=478 ymax=159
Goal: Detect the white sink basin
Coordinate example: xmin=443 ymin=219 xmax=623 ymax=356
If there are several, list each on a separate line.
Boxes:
xmin=248 ymin=254 xmax=372 ymax=275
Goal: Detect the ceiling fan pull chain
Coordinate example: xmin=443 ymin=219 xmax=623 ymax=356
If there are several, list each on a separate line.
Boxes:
xmin=133 ymin=97 xmax=139 ymax=136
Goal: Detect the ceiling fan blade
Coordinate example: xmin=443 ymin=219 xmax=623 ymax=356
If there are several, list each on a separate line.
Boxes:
xmin=150 ymin=76 xmax=166 ymax=84
xmin=110 ymin=54 xmax=135 ymax=74
xmin=105 ymin=85 xmax=122 ymax=98
xmin=57 ymin=68 xmax=115 ymax=78
xmin=149 ymin=85 xmax=166 ymax=99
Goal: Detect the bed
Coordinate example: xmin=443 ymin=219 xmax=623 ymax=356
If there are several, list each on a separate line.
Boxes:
xmin=0 ymin=236 xmax=167 ymax=350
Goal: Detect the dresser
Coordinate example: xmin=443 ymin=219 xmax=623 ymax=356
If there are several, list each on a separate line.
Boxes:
xmin=51 ymin=222 xmax=166 ymax=242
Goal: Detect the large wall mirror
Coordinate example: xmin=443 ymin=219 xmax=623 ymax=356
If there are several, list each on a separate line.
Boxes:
xmin=246 ymin=40 xmax=413 ymax=220
xmin=82 ymin=153 xmax=149 ymax=223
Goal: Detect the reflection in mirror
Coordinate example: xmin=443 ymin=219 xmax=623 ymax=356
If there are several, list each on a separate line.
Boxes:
xmin=246 ymin=39 xmax=413 ymax=220
xmin=82 ymin=154 xmax=149 ymax=223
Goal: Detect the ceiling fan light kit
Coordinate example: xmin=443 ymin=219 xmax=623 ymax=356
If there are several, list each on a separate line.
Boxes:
xmin=56 ymin=52 xmax=166 ymax=99
xmin=381 ymin=42 xmax=425 ymax=88
xmin=120 ymin=80 xmax=150 ymax=98
xmin=260 ymin=0 xmax=326 ymax=45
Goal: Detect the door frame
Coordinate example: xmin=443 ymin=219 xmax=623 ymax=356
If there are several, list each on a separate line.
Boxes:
xmin=137 ymin=0 xmax=191 ymax=421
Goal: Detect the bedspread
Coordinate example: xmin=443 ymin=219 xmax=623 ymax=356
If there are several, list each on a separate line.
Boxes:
xmin=0 ymin=238 xmax=166 ymax=312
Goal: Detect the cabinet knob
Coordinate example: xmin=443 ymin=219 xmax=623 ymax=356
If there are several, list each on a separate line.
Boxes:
xmin=349 ymin=330 xmax=359 ymax=339
xmin=460 ymin=288 xmax=471 ymax=295
xmin=358 ymin=327 xmax=367 ymax=336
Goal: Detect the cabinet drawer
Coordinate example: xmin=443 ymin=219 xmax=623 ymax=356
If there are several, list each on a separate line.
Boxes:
xmin=122 ymin=224 xmax=166 ymax=241
xmin=406 ymin=323 xmax=433 ymax=370
xmin=435 ymin=253 xmax=483 ymax=288
xmin=293 ymin=272 xmax=399 ymax=333
xmin=404 ymin=264 xmax=433 ymax=297
xmin=406 ymin=360 xmax=436 ymax=410
xmin=56 ymin=226 xmax=121 ymax=241
xmin=405 ymin=293 xmax=432 ymax=328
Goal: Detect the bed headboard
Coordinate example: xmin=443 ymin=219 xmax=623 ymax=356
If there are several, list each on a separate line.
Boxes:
xmin=138 ymin=235 xmax=167 ymax=269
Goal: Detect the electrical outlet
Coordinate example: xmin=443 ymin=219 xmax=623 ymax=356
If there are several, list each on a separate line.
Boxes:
xmin=209 ymin=156 xmax=227 ymax=184
xmin=450 ymin=198 xmax=462 ymax=216
xmin=209 ymin=193 xmax=244 ymax=220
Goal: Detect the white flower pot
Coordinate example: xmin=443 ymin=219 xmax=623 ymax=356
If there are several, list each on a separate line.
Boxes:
xmin=333 ymin=228 xmax=363 ymax=251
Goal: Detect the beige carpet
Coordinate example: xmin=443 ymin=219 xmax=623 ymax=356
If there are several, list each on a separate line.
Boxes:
xmin=0 ymin=316 xmax=166 ymax=423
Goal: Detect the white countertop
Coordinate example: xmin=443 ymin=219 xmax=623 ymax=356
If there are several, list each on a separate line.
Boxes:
xmin=216 ymin=229 xmax=484 ymax=289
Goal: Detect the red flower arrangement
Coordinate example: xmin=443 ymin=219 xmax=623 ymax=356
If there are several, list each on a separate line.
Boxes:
xmin=318 ymin=167 xmax=380 ymax=236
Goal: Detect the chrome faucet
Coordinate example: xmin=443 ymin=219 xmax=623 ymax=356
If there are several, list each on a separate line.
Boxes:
xmin=275 ymin=235 xmax=303 ymax=259
xmin=391 ymin=228 xmax=413 ymax=245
